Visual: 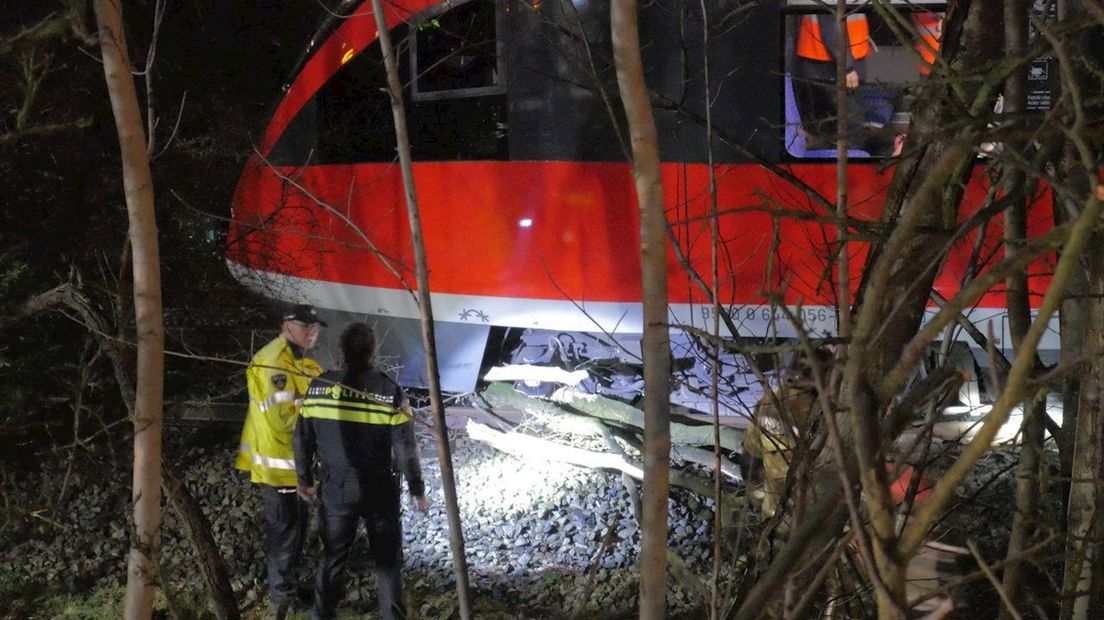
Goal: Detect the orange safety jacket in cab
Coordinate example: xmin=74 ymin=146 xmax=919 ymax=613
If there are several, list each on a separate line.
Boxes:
xmin=796 ymin=14 xmax=872 ymax=63
xmin=913 ymin=12 xmax=943 ymax=75
xmin=234 ymin=335 xmax=323 ymax=487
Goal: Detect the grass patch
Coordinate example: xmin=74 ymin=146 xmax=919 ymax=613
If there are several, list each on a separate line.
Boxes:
xmin=22 ymin=585 xmax=124 ymax=620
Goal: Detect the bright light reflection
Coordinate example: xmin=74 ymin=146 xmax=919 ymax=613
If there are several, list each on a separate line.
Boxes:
xmin=463 ymin=454 xmax=580 ymax=515
xmin=518 ymin=218 xmax=533 ymax=228
xmin=933 ymin=392 xmax=1064 ymax=445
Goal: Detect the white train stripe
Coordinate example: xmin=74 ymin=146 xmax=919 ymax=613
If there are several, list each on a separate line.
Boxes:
xmin=227 ymin=261 xmax=1060 ymax=351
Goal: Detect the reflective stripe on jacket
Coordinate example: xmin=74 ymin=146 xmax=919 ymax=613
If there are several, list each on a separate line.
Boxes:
xmin=235 ymin=335 xmax=323 ymax=487
xmin=294 ymin=368 xmax=424 ymax=497
xmin=796 ymin=14 xmax=871 ymax=62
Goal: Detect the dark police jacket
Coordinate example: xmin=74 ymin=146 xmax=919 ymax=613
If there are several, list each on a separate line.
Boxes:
xmin=293 ymin=367 xmax=424 ymax=497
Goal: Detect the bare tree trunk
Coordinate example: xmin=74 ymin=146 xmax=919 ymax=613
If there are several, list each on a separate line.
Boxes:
xmin=1056 ymin=154 xmax=1089 ymax=529
xmin=1063 ymin=175 xmax=1104 ymax=620
xmin=1054 ymin=6 xmax=1104 ymax=619
xmin=93 ymin=1 xmax=165 ymax=617
xmin=369 ymin=2 xmax=472 ymax=617
xmin=997 ymin=0 xmax=1045 ymax=612
xmin=834 ymin=0 xmax=851 ymax=338
xmin=691 ymin=4 xmax=725 ymax=616
xmin=846 ymin=0 xmax=1003 ymax=611
xmin=162 ymin=467 xmax=239 ymax=620
xmin=610 ymin=1 xmax=671 ymax=617
xmin=1064 ymin=222 xmax=1104 ymax=620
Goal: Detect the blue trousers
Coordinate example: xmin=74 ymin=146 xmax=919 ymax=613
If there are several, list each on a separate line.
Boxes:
xmin=312 ymin=474 xmax=405 ymax=620
xmin=260 ymin=485 xmax=307 ymax=605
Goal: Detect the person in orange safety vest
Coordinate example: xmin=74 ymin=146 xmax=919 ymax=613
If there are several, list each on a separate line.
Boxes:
xmin=792 ymin=13 xmax=874 ymax=142
xmin=913 ymin=11 xmax=943 ymax=76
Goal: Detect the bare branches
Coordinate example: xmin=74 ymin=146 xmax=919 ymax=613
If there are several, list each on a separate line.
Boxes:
xmin=0 ymin=117 xmax=93 ymax=146
xmin=150 ymin=91 xmax=186 ymax=161
xmin=0 ymin=10 xmax=93 ymax=146
xmin=250 ymin=149 xmax=417 ymax=295
xmin=0 ymin=282 xmax=85 ymax=330
xmin=144 ymin=0 xmax=167 ymax=155
xmin=0 ymin=12 xmax=77 ymax=60
xmin=902 ymin=188 xmax=1103 ymax=557
xmin=969 ymin=539 xmax=1024 ymax=620
xmin=882 ymin=220 xmax=1072 ymax=403
xmin=15 ymin=49 xmax=52 ymax=130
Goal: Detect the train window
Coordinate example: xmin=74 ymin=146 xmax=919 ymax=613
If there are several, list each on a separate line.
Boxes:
xmin=266 ymin=15 xmax=508 ymax=166
xmin=412 ymin=0 xmax=504 ymax=101
xmin=267 ymin=30 xmax=404 ymax=166
xmin=782 ymin=2 xmax=946 ymax=159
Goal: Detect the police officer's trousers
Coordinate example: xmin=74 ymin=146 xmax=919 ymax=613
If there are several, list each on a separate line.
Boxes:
xmin=260 ymin=485 xmax=308 ymax=605
xmin=312 ymin=473 xmax=405 ymax=620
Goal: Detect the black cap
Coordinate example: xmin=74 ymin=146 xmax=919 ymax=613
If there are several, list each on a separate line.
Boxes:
xmin=283 ymin=304 xmax=328 ymax=326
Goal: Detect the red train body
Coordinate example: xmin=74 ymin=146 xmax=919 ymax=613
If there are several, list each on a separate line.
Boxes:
xmin=228 ymin=0 xmax=1056 ymax=394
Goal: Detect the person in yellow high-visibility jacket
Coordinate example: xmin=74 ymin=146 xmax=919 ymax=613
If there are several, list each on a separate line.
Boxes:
xmin=235 ymin=304 xmax=325 ymax=612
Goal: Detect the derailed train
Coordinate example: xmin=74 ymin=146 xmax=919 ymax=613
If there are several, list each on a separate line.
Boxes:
xmin=226 ymin=0 xmax=1056 ymax=407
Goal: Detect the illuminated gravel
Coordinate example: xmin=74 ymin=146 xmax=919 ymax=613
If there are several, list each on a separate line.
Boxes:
xmin=0 ymin=428 xmax=721 ymax=616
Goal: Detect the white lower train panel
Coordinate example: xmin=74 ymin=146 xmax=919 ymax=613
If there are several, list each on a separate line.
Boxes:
xmin=228 ymin=261 xmax=1061 ymax=354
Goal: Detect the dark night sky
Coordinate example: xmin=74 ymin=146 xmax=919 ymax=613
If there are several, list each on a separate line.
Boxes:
xmin=120 ymin=1 xmax=327 ymax=169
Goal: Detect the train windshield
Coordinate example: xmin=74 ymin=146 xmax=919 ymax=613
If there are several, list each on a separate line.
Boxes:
xmin=782 ymin=1 xmax=946 ymax=159
xmin=267 ymin=0 xmax=507 ymax=166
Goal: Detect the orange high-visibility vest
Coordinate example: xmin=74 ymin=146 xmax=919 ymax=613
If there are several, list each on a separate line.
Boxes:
xmin=913 ymin=12 xmax=943 ymax=75
xmin=796 ymin=14 xmax=871 ymax=62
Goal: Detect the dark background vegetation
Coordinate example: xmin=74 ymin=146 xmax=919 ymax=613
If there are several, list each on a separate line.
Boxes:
xmin=2 ymin=1 xmax=329 ymax=465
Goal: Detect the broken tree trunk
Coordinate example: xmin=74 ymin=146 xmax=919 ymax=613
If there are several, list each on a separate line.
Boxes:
xmin=481 ymin=383 xmax=742 ymax=479
xmin=465 ymin=420 xmax=741 ymax=508
xmin=162 ymin=467 xmax=239 ymax=620
xmin=549 ymin=386 xmax=744 ymax=452
xmin=671 ymin=445 xmax=741 ymax=482
xmin=467 ymin=419 xmax=643 ymax=477
xmin=482 ymin=382 xmax=743 ymax=452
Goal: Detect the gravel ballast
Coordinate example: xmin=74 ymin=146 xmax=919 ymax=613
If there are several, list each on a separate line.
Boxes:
xmin=1 ymin=426 xmax=721 ymax=617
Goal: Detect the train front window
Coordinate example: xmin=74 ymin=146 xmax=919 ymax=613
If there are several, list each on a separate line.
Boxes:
xmin=782 ymin=1 xmax=946 ymax=160
xmin=413 ymin=0 xmax=504 ymax=100
xmin=267 ymin=7 xmax=508 ymax=167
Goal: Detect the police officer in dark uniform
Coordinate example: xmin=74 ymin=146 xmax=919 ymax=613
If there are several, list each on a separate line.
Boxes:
xmin=293 ymin=322 xmax=428 ymax=620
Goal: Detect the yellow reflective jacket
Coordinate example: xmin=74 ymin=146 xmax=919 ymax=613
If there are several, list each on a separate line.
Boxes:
xmin=234 ymin=335 xmax=323 ymax=487
xmin=743 ymin=383 xmax=819 ymax=518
